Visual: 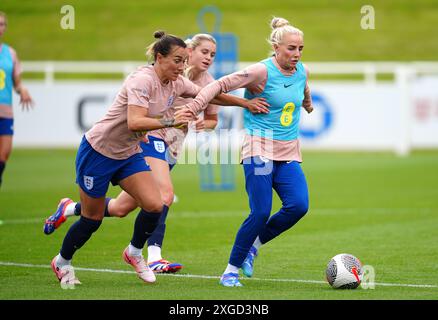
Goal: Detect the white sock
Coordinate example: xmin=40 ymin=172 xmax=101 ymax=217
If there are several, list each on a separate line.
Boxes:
xmin=253 ymin=236 xmax=262 ymax=251
xmin=128 ymin=244 xmax=143 ymax=256
xmin=64 ymin=202 xmax=77 ymax=217
xmin=224 ymin=264 xmax=239 ymax=275
xmin=56 ymin=254 xmax=71 ymax=268
xmin=147 ymin=245 xmax=162 ymax=263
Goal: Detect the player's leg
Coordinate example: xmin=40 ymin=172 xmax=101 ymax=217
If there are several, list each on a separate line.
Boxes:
xmin=44 ymin=172 xmax=140 ymax=235
xmin=145 ymin=156 xmax=181 ymax=273
xmin=119 ymin=170 xmax=163 ymax=283
xmin=243 ymin=161 xmax=308 ymax=278
xmin=50 ymin=136 xmax=111 ymax=285
xmin=0 ymin=123 xmax=13 ymax=187
xmin=259 ymin=160 xmax=308 ymax=243
xmin=220 ymin=156 xmax=274 ymax=287
xmin=51 ymin=189 xmax=106 ymax=285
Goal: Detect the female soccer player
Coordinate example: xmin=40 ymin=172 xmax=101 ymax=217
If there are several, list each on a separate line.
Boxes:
xmin=49 ymin=31 xmax=199 ymax=286
xmin=0 ymin=12 xmax=33 ymax=187
xmin=48 ymin=31 xmax=269 ymax=285
xmin=176 ymin=17 xmax=313 ymax=287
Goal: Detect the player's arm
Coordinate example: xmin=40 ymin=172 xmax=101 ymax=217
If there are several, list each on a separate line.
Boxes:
xmin=177 ymin=63 xmax=269 ymax=117
xmin=302 ymin=64 xmax=313 ymax=114
xmin=127 ymin=105 xmax=193 ymax=131
xmin=211 ymin=94 xmax=270 ymax=114
xmin=11 ymin=48 xmax=33 ymax=110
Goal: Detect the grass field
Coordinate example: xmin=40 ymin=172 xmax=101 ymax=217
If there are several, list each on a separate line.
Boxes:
xmin=0 ymin=149 xmax=437 ymax=300
xmin=1 ymin=0 xmax=438 ymax=62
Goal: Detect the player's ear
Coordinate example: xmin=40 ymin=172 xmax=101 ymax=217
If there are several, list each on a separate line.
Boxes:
xmin=156 ymin=52 xmax=164 ymax=63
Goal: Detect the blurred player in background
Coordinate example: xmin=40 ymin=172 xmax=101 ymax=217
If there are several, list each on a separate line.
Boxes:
xmin=46 ymin=31 xmax=269 ymax=284
xmin=176 ymin=17 xmax=313 ymax=287
xmin=0 ymin=11 xmax=33 ymax=188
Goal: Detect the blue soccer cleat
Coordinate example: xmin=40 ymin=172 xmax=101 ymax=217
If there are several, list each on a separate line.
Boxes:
xmin=219 ymin=272 xmax=243 ymax=287
xmin=242 ymin=246 xmax=258 ymax=278
xmin=44 ymin=198 xmax=73 ymax=235
xmin=148 ymin=259 xmax=183 ymax=274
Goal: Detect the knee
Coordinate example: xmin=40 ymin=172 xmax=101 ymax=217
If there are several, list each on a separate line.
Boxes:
xmin=0 ymin=151 xmax=10 ymax=162
xmin=114 ymin=203 xmax=132 ymax=217
xmin=110 ymin=200 xmax=135 ymax=218
xmin=285 ymin=199 xmax=309 ymax=220
xmin=140 ymin=200 xmax=164 ymax=214
xmin=161 ymin=188 xmax=174 ymax=207
xmin=250 ymin=209 xmax=271 ymax=226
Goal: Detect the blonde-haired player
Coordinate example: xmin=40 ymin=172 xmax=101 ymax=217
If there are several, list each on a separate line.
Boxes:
xmin=177 ymin=17 xmax=313 ymax=286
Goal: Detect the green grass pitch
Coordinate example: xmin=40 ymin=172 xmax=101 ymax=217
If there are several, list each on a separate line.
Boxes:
xmin=0 ymin=149 xmax=437 ymax=299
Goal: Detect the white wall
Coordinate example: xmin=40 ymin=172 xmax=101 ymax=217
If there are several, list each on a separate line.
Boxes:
xmin=11 ymin=76 xmax=438 ymax=152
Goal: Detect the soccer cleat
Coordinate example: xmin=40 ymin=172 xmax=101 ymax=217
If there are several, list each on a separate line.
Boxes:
xmin=123 ymin=248 xmax=156 ymax=283
xmin=219 ymin=272 xmax=243 ymax=287
xmin=51 ymin=256 xmax=81 ymax=288
xmin=148 ymin=259 xmax=183 ymax=274
xmin=242 ymin=246 xmax=258 ymax=278
xmin=44 ymin=198 xmax=73 ymax=235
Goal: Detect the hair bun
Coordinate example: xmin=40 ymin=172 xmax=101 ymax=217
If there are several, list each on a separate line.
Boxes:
xmin=271 ymin=17 xmax=289 ymax=29
xmin=153 ymin=30 xmax=166 ymax=39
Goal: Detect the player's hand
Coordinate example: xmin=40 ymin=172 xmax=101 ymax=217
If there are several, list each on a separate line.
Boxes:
xmin=174 ymin=107 xmax=197 ymax=128
xmin=20 ymin=87 xmax=34 ymax=111
xmin=245 ymin=97 xmax=270 ymax=114
xmin=303 ymin=105 xmax=314 ymax=114
xmin=175 ymin=105 xmax=198 ymax=121
xmin=194 ymin=118 xmax=205 ymax=131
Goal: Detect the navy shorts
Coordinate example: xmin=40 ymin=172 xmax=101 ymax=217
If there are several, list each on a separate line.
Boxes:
xmin=140 ymin=136 xmax=176 ymax=171
xmin=75 ymin=136 xmax=151 ymax=198
xmin=0 ymin=118 xmax=14 ymax=135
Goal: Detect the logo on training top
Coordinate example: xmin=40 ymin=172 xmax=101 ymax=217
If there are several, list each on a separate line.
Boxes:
xmin=167 ymin=94 xmax=175 ymax=107
xmin=154 ymin=141 xmax=166 ymax=153
xmin=84 ymin=176 xmax=94 ymax=190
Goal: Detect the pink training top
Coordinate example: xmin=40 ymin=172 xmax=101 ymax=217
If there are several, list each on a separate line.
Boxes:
xmin=85 ymin=65 xmax=200 ymax=160
xmin=186 ymin=57 xmax=312 ymax=162
xmin=0 ymin=44 xmax=22 ymax=119
xmin=148 ymin=70 xmax=219 ymax=158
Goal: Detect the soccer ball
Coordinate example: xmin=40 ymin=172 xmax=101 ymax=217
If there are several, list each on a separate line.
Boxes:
xmin=326 ymin=253 xmax=363 ymax=289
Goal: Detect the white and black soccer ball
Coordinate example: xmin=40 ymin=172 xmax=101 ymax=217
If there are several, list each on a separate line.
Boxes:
xmin=326 ymin=253 xmax=363 ymax=289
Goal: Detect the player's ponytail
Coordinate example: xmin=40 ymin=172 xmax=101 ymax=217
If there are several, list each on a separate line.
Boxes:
xmin=268 ymin=16 xmax=303 ymax=47
xmin=146 ymin=30 xmax=187 ymax=62
xmin=271 ymin=17 xmax=290 ymax=29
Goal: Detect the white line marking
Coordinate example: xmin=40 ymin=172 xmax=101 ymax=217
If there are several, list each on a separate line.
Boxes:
xmin=1 ymin=261 xmax=437 ymax=289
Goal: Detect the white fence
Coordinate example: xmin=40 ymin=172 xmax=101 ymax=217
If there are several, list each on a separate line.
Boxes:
xmin=12 ymin=61 xmax=438 ymax=155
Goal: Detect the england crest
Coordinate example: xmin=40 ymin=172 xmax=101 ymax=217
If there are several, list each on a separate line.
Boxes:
xmin=154 ymin=141 xmax=166 ymax=153
xmin=84 ymin=175 xmax=94 ymax=190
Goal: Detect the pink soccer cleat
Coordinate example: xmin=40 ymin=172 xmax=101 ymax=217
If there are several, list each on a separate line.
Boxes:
xmin=51 ymin=256 xmax=81 ymax=288
xmin=123 ymin=248 xmax=156 ymax=283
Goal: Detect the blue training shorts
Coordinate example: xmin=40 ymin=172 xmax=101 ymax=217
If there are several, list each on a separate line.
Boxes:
xmin=140 ymin=136 xmax=176 ymax=170
xmin=75 ymin=136 xmax=151 ymax=198
xmin=0 ymin=118 xmax=14 ymax=135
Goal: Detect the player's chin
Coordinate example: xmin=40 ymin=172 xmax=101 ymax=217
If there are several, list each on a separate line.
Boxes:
xmin=170 ymin=73 xmax=180 ymax=81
